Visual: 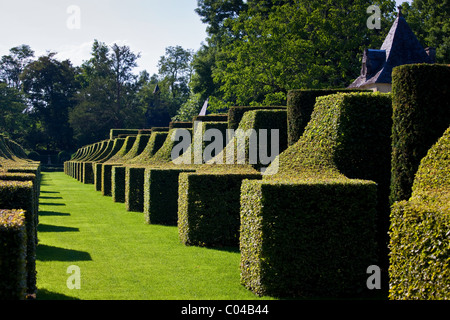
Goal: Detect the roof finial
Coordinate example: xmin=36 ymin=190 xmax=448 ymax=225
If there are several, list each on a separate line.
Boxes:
xmin=398 ymin=5 xmax=403 ymax=17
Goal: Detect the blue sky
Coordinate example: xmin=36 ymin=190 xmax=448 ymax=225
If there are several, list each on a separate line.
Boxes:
xmin=0 ymin=0 xmax=207 ymax=75
xmin=0 ymin=0 xmax=409 ymax=76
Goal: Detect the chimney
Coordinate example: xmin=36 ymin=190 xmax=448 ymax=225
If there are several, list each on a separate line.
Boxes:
xmin=425 ymin=47 xmax=436 ymax=63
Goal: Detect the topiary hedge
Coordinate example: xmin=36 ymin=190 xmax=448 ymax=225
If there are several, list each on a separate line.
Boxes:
xmin=240 ymin=92 xmax=392 ymax=298
xmin=0 ymin=209 xmax=27 ymax=300
xmin=0 ymin=180 xmax=36 ymax=296
xmin=287 ymin=89 xmax=369 ymax=146
xmin=240 ymin=179 xmax=377 ymax=298
xmin=389 ymin=126 xmax=450 ymax=300
xmin=390 ymin=64 xmax=450 ymax=203
xmin=178 ymin=171 xmax=261 ymax=247
xmin=228 ymin=106 xmax=286 ymax=131
xmin=143 ymin=168 xmax=196 ymax=226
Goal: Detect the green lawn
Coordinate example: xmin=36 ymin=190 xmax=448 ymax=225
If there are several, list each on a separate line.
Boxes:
xmin=36 ymin=171 xmax=274 ymax=300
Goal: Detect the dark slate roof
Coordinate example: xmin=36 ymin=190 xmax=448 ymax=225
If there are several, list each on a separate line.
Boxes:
xmin=349 ymin=12 xmax=433 ymax=88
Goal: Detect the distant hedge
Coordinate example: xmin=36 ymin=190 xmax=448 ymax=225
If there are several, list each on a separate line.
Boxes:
xmin=287 ymin=89 xmax=369 ymax=146
xmin=390 ymin=64 xmax=450 ymax=203
xmin=0 ymin=209 xmax=27 ymax=300
xmin=389 ymin=126 xmax=450 ymax=300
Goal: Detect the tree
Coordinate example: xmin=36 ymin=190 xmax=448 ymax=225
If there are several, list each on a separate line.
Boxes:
xmin=157 ymin=46 xmax=194 ymax=102
xmin=208 ymin=0 xmax=396 ymax=107
xmin=21 ymin=52 xmax=79 ymax=151
xmin=401 ymin=0 xmax=450 ymax=63
xmin=69 ymin=40 xmax=146 ymax=147
xmin=0 ymin=45 xmax=35 ymax=90
xmin=0 ymin=82 xmax=30 ymax=145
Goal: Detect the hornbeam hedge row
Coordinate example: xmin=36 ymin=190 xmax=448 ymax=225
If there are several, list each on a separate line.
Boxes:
xmin=65 ymin=64 xmax=450 ymax=300
xmin=0 ymin=134 xmax=41 ymax=300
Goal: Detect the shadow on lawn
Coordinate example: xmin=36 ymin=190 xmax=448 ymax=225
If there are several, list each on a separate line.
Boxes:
xmin=36 ymin=288 xmax=80 ymax=300
xmin=37 ymin=244 xmax=92 ymax=262
xmin=39 ymin=211 xmax=70 ymax=217
xmin=38 ymin=224 xmax=79 ymax=233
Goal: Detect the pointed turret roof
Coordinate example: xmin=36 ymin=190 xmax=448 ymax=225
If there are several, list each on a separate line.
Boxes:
xmin=349 ymin=6 xmax=433 ymax=88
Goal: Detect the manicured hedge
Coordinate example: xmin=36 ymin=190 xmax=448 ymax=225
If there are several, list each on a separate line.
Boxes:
xmin=228 ymin=106 xmax=286 ymax=131
xmin=126 ymin=131 xmax=168 ymax=165
xmin=240 ymin=92 xmax=392 ymax=298
xmin=389 ymin=126 xmax=450 ymax=300
xmin=211 ymin=109 xmax=287 ymax=172
xmin=169 ymin=122 xmax=193 ymax=129
xmin=178 ymin=171 xmax=261 ymax=247
xmin=110 ymin=129 xmax=140 ymax=139
xmin=390 ymin=64 xmax=450 ymax=203
xmin=0 ymin=180 xmax=36 ymax=296
xmin=193 ymin=114 xmax=228 ymax=123
xmin=240 ymin=179 xmax=377 ymax=298
xmin=287 ymin=89 xmax=369 ymax=146
xmin=125 ymin=167 xmax=146 ymax=212
xmin=112 ymin=166 xmax=126 ymax=203
xmin=94 ymin=138 xmax=125 ymax=191
xmin=120 ymin=134 xmax=152 ymax=163
xmin=144 ymin=168 xmax=196 ymax=226
xmin=0 ymin=209 xmax=27 ymax=300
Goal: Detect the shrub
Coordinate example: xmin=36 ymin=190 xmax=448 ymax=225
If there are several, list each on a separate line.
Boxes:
xmin=169 ymin=122 xmax=193 ymax=129
xmin=389 ymin=126 xmax=450 ymax=300
xmin=240 ymin=179 xmax=377 ymax=298
xmin=287 ymin=89 xmax=369 ymax=146
xmin=0 ymin=180 xmax=36 ymax=296
xmin=143 ymin=168 xmax=196 ymax=226
xmin=240 ymin=92 xmax=392 ymax=298
xmin=390 ymin=64 xmax=450 ymax=203
xmin=0 ymin=209 xmax=27 ymax=300
xmin=178 ymin=171 xmax=261 ymax=247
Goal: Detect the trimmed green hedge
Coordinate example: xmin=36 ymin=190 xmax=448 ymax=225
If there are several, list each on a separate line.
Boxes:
xmin=228 ymin=106 xmax=286 ymax=131
xmin=287 ymin=89 xmax=369 ymax=146
xmin=240 ymin=92 xmax=392 ymax=298
xmin=169 ymin=122 xmax=193 ymax=129
xmin=144 ymin=168 xmax=196 ymax=226
xmin=110 ymin=129 xmax=140 ymax=139
xmin=126 ymin=131 xmax=168 ymax=165
xmin=0 ymin=180 xmax=36 ymax=296
xmin=112 ymin=166 xmax=126 ymax=203
xmin=240 ymin=179 xmax=377 ymax=298
xmin=0 ymin=209 xmax=27 ymax=300
xmin=390 ymin=64 xmax=450 ymax=203
xmin=125 ymin=167 xmax=146 ymax=212
xmin=389 ymin=126 xmax=450 ymax=300
xmin=178 ymin=171 xmax=261 ymax=247
xmin=211 ymin=109 xmax=287 ymax=172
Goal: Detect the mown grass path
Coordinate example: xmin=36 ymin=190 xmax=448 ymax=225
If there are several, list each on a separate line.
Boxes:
xmin=36 ymin=172 xmax=272 ymax=300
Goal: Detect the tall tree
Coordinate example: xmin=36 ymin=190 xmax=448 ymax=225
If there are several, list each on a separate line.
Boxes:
xmin=70 ymin=40 xmax=146 ymax=147
xmin=0 ymin=45 xmax=35 ymax=90
xmin=209 ymin=0 xmax=396 ymax=107
xmin=401 ymin=0 xmax=450 ymax=63
xmin=20 ymin=52 xmax=79 ymax=151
